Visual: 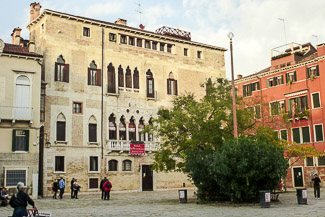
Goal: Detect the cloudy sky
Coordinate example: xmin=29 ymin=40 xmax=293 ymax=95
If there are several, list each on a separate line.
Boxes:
xmin=1 ymin=0 xmax=324 ymax=79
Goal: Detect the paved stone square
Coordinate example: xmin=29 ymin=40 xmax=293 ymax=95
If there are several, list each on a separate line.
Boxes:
xmin=2 ymin=189 xmax=325 ymax=217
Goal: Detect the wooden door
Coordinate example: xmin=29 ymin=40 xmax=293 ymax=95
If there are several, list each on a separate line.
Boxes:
xmin=142 ymin=165 xmax=153 ymax=191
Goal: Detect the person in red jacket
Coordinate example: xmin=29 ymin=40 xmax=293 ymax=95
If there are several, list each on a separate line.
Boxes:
xmin=103 ymin=179 xmax=112 ymax=200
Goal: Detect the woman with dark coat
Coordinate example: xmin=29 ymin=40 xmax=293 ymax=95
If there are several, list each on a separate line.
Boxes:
xmin=9 ymin=182 xmax=37 ymax=217
xmin=52 ymin=179 xmax=59 ymax=199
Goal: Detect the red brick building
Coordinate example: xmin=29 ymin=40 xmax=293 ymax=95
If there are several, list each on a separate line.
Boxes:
xmin=235 ymin=42 xmax=325 ymax=188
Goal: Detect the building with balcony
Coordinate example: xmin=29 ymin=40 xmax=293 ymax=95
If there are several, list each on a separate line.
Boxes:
xmin=235 ymin=42 xmax=325 ymax=188
xmin=0 ymin=30 xmax=42 ymax=198
xmin=26 ymin=3 xmax=226 ymax=195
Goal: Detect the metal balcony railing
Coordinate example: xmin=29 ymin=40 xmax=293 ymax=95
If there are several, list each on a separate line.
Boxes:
xmin=0 ymin=106 xmax=34 ymax=120
xmin=106 ymin=140 xmax=160 ymax=153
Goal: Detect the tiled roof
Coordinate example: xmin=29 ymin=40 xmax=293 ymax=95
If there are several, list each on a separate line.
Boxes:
xmin=3 ymin=43 xmax=42 ymax=57
xmin=235 ymin=67 xmax=271 ymax=81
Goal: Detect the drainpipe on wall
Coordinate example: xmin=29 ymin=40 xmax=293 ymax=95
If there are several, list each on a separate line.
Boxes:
xmin=257 ymin=76 xmax=264 ymax=126
xmin=305 ymin=63 xmax=315 ymax=149
xmin=101 ymin=28 xmax=104 ymax=160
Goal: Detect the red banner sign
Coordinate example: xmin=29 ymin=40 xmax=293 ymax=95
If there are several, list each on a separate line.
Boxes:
xmin=130 ymin=143 xmax=145 ymax=156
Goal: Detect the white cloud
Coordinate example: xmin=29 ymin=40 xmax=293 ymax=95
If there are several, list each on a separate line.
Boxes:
xmin=84 ymin=2 xmax=124 ymax=18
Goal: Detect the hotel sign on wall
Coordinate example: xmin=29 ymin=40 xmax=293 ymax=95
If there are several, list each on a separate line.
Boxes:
xmin=130 ymin=142 xmax=145 ymax=156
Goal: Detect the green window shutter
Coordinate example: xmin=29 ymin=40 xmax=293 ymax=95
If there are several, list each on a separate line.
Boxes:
xmin=294 ymin=71 xmax=297 ymax=81
xmin=273 ymin=77 xmax=277 ymax=86
xmin=286 ymin=73 xmax=289 ymax=83
xmin=307 ymin=67 xmax=310 ymax=78
xmin=12 ymin=130 xmax=16 ymax=152
xmin=313 ymin=93 xmax=320 ymax=108
xmin=302 ymin=127 xmax=310 ymax=143
xmin=281 ymin=75 xmax=284 ymax=84
xmin=243 ymin=85 xmax=246 ymax=97
xmin=25 ymin=130 xmax=30 ymax=152
xmin=281 ymin=130 xmax=288 ymax=141
xmin=292 ymin=128 xmax=300 ymax=143
xmin=257 ymin=82 xmax=260 ymax=90
xmin=267 ymin=80 xmax=269 ymax=88
xmin=315 ymin=125 xmax=324 ymax=142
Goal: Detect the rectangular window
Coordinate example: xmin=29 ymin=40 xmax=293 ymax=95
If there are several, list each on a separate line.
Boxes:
xmin=280 ymin=129 xmax=288 ymax=141
xmin=122 ymin=160 xmax=132 ymax=171
xmin=120 ymin=35 xmax=126 ymax=44
xmin=55 ymin=63 xmax=69 ymax=83
xmin=56 ymin=121 xmax=66 ymax=141
xmin=197 ymin=51 xmax=202 ymax=59
xmin=267 ymin=75 xmax=284 ymax=88
xmin=306 ymin=157 xmax=314 ymax=167
xmin=109 ymin=33 xmax=116 ymax=42
xmin=12 ymin=130 xmax=29 ymax=152
xmin=83 ymin=27 xmax=90 ymax=37
xmin=292 ymin=128 xmax=300 ymax=143
xmin=270 ymin=100 xmax=285 ymax=116
xmin=167 ymin=44 xmax=172 ymax=53
xmin=243 ymin=82 xmax=260 ymax=97
xmin=302 ymin=126 xmax=310 ymax=143
xmin=167 ymin=79 xmax=178 ymax=96
xmin=73 ymin=102 xmax=82 ymax=114
xmin=307 ymin=65 xmax=319 ymax=78
xmin=184 ymin=48 xmax=188 ymax=56
xmin=312 ymin=93 xmax=321 ymax=108
xmin=318 ymin=156 xmax=325 ymax=166
xmin=288 ymin=95 xmax=308 ymax=115
xmin=152 ymin=42 xmax=157 ymax=50
xmin=89 ymin=124 xmax=97 ymax=142
xmin=285 ymin=71 xmax=297 ymax=83
xmin=90 ymin=156 xmax=99 ymax=172
xmin=88 ymin=68 xmax=101 ymax=86
xmin=55 ymin=156 xmax=65 ymax=172
xmin=137 ymin=38 xmax=142 ymax=47
xmin=6 ymin=170 xmax=26 ymax=187
xmin=315 ymin=124 xmax=324 ymax=142
xmin=160 ymin=43 xmax=165 ymax=51
xmin=129 ymin=37 xmax=134 ymax=46
xmin=89 ymin=178 xmax=99 ymax=189
xmin=145 ymin=40 xmax=150 ymax=49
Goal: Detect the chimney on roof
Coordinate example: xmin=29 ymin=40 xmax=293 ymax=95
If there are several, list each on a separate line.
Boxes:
xmin=30 ymin=2 xmax=42 ymax=22
xmin=29 ymin=41 xmax=35 ymax=53
xmin=11 ymin=28 xmax=22 ymax=45
xmin=237 ymin=74 xmax=243 ymax=79
xmin=115 ymin=18 xmax=127 ymax=26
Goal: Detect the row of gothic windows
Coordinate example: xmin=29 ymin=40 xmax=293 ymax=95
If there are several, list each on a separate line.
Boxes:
xmin=54 ymin=55 xmax=178 ymax=97
xmin=55 ymin=113 xmax=154 ymax=142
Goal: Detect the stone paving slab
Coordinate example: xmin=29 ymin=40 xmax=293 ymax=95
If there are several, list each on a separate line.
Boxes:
xmin=2 ymin=189 xmax=325 ymax=217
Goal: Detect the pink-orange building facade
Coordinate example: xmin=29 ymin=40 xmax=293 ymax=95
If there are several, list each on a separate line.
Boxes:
xmin=235 ymin=42 xmax=325 ymax=188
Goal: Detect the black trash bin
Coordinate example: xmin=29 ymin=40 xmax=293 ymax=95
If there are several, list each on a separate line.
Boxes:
xmin=178 ymin=189 xmax=187 ymax=203
xmin=259 ymin=190 xmax=271 ymax=208
xmin=296 ymin=188 xmax=307 ymax=204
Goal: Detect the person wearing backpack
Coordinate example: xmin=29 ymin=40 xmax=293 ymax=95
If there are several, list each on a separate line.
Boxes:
xmin=9 ymin=182 xmax=37 ymax=217
xmin=103 ymin=178 xmax=112 ymax=200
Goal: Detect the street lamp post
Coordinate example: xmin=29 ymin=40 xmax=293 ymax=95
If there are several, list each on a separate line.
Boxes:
xmin=228 ymin=32 xmax=238 ymax=138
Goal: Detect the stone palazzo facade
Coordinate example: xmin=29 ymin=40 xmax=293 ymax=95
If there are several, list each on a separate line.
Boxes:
xmin=27 ymin=3 xmax=226 ymax=196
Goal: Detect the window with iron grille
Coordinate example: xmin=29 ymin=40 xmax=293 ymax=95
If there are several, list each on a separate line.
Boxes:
xmin=6 ymin=170 xmax=26 ymax=187
xmin=12 ymin=130 xmax=29 ymax=152
xmin=315 ymin=124 xmax=324 ymax=142
xmin=122 ymin=160 xmax=132 ymax=171
xmin=89 ymin=124 xmax=97 ymax=142
xmin=73 ymin=102 xmax=82 ymax=114
xmin=55 ymin=156 xmax=65 ymax=172
xmin=90 ymin=156 xmax=99 ymax=172
xmin=312 ymin=93 xmax=321 ymax=108
xmin=89 ymin=178 xmax=99 ymax=189
xmin=108 ymin=160 xmax=118 ymax=171
xmin=306 ymin=157 xmax=314 ymax=167
xmin=83 ymin=27 xmax=90 ymax=37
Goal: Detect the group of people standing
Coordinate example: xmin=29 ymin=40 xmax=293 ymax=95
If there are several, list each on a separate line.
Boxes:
xmin=52 ymin=177 xmax=80 ymax=199
xmin=100 ymin=177 xmax=112 ymax=200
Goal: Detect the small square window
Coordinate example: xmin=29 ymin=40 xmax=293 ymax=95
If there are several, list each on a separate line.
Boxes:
xmin=73 ymin=102 xmax=82 ymax=114
xmin=184 ymin=48 xmax=188 ymax=56
xmin=89 ymin=178 xmax=99 ymax=189
xmin=318 ymin=156 xmax=325 ymax=166
xmin=167 ymin=44 xmax=172 ymax=53
xmin=83 ymin=27 xmax=90 ymax=37
xmin=129 ymin=37 xmax=134 ymax=46
xmin=160 ymin=43 xmax=165 ymax=51
xmin=145 ymin=40 xmax=150 ymax=49
xmin=197 ymin=51 xmax=202 ymax=59
xmin=122 ymin=160 xmax=132 ymax=171
xmin=312 ymin=93 xmax=321 ymax=108
xmin=108 ymin=160 xmax=118 ymax=171
xmin=109 ymin=33 xmax=116 ymax=42
xmin=137 ymin=38 xmax=142 ymax=47
xmin=306 ymin=157 xmax=314 ymax=167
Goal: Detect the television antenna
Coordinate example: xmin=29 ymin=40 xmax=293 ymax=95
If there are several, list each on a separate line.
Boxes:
xmin=278 ymin=18 xmax=287 ymax=44
xmin=135 ymin=0 xmax=143 ymax=25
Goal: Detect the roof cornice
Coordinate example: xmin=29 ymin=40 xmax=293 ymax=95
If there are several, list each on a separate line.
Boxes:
xmin=0 ymin=52 xmax=43 ymax=61
xmin=27 ymin=9 xmax=227 ymax=52
xmin=235 ymin=55 xmax=325 ymax=84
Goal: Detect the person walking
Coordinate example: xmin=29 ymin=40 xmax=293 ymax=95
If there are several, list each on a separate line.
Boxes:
xmin=103 ymin=178 xmax=112 ymax=200
xmin=312 ymin=173 xmax=321 ymax=199
xmin=9 ymin=182 xmax=37 ymax=217
xmin=52 ymin=179 xmax=59 ymax=199
xmin=73 ymin=179 xmax=80 ymax=199
xmin=100 ymin=177 xmax=107 ymax=200
xmin=59 ymin=177 xmax=65 ymax=199
xmin=70 ymin=178 xmax=75 ymax=198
